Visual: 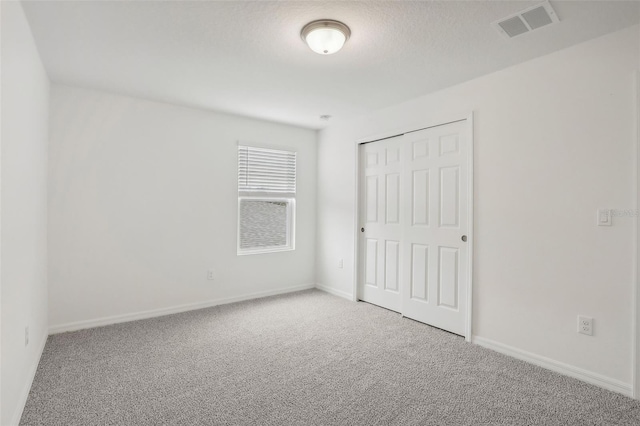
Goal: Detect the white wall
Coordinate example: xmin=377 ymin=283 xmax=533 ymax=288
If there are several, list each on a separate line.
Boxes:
xmin=1 ymin=1 xmax=50 ymax=424
xmin=317 ymin=26 xmax=639 ymax=389
xmin=48 ymin=85 xmax=316 ymax=329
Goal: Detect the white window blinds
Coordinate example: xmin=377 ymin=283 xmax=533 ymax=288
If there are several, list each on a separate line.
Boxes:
xmin=238 ymin=146 xmax=296 ymax=194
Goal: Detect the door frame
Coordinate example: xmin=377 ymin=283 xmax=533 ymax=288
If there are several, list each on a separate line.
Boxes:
xmin=633 ymin=71 xmax=639 ymax=399
xmin=353 ymin=111 xmax=475 ymax=342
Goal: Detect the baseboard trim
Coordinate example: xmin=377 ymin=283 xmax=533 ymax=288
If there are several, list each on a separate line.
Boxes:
xmin=315 ymin=284 xmax=353 ymax=301
xmin=49 ymin=284 xmax=315 ymax=334
xmin=472 ymin=335 xmax=633 ymax=397
xmin=11 ymin=332 xmax=48 ymax=426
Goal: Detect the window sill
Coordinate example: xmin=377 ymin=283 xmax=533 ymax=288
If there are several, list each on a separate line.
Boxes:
xmin=237 ymin=246 xmax=295 ymax=256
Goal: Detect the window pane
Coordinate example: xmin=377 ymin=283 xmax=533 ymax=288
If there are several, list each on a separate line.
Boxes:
xmin=239 ymin=199 xmax=288 ymax=249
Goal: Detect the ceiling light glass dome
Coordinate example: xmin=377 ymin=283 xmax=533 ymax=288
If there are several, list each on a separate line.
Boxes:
xmin=301 ymin=20 xmax=351 ymax=55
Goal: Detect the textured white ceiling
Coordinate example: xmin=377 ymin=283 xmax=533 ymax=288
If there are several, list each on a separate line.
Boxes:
xmin=22 ymin=1 xmax=640 ymax=129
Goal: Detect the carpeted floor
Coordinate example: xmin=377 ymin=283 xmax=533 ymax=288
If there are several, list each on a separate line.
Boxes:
xmin=20 ymin=289 xmax=640 ymax=425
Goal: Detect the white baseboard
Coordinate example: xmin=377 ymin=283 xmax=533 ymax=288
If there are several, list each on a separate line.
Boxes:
xmin=49 ymin=284 xmax=315 ymax=334
xmin=472 ymin=335 xmax=633 ymax=397
xmin=315 ymin=284 xmax=353 ymax=301
xmin=11 ymin=332 xmax=48 ymax=426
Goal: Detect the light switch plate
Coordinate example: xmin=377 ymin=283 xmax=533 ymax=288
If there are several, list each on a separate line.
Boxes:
xmin=597 ymin=209 xmax=611 ymax=226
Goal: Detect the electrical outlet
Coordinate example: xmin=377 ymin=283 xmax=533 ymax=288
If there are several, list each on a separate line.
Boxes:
xmin=25 ymin=326 xmax=29 ymax=346
xmin=338 ymin=259 xmax=344 ymax=269
xmin=207 ymin=269 xmax=215 ymax=281
xmin=578 ymin=315 xmax=593 ymax=336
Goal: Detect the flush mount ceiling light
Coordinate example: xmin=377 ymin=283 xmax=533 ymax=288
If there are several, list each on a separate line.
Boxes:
xmin=301 ymin=20 xmax=351 ymax=55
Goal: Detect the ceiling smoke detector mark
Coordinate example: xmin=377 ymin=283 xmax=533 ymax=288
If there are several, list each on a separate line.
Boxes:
xmin=493 ymin=1 xmax=559 ymax=39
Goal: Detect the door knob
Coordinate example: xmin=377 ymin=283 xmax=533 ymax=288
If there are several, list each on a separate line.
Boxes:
xmin=361 ymin=227 xmax=365 ymax=232
xmin=461 ymin=235 xmax=467 ymax=242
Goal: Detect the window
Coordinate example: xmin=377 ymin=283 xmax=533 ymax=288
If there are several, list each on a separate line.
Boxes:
xmin=237 ymin=145 xmax=296 ymax=254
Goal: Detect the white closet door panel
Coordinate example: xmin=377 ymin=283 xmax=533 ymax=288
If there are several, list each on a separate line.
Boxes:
xmin=385 ymin=240 xmax=400 ymax=292
xmin=386 ymin=173 xmax=400 ymax=224
xmin=412 ymin=169 xmax=430 ymax=227
xmin=439 ymin=167 xmax=459 ymax=228
xmin=401 ymin=120 xmax=468 ymax=336
xmin=366 ymin=176 xmax=378 ymax=223
xmin=365 ymin=239 xmax=378 ymax=287
xmin=410 ymin=244 xmax=429 ymax=302
xmin=438 ymin=246 xmax=459 ymax=309
xmin=358 ymin=136 xmax=403 ymax=313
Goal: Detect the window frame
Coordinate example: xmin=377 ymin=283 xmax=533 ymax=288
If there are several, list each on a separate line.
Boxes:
xmin=236 ymin=143 xmax=297 ymax=256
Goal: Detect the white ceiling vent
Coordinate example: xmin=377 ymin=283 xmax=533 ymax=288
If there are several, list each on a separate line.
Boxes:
xmin=493 ymin=1 xmax=559 ymax=39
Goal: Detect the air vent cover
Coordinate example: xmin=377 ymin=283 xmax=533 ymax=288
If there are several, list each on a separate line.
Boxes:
xmin=498 ymin=16 xmax=529 ymax=38
xmin=493 ymin=1 xmax=559 ymax=39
